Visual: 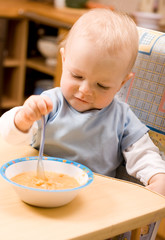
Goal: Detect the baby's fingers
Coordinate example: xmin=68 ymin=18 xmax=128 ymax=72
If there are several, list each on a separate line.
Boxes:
xmin=23 ymin=95 xmax=53 ymax=120
xmin=15 ymin=95 xmax=53 ymax=133
xmin=41 ymin=95 xmax=53 ymax=114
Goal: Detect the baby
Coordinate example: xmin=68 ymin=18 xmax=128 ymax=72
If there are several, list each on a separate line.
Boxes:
xmin=0 ymin=9 xmax=165 ymax=195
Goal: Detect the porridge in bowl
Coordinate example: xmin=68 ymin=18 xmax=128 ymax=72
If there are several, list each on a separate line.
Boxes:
xmin=11 ymin=171 xmax=80 ymax=190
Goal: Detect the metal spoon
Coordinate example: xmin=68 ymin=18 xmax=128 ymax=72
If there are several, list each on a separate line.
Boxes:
xmin=37 ymin=115 xmax=46 ymax=180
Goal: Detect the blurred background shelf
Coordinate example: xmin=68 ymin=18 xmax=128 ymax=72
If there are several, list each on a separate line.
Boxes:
xmin=1 ymin=96 xmax=20 ymax=109
xmin=26 ymin=57 xmax=55 ymax=76
xmin=3 ymin=58 xmax=20 ymax=67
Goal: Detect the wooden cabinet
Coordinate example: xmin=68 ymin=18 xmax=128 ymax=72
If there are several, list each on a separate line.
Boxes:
xmin=1 ymin=18 xmax=68 ymax=112
xmin=0 ymin=0 xmax=85 ymax=113
xmin=2 ymin=19 xmax=28 ymax=109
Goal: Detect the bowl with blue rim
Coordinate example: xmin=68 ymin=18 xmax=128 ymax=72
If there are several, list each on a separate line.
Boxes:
xmin=0 ymin=156 xmax=94 ymax=208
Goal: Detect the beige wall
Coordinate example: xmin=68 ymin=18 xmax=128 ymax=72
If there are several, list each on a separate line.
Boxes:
xmin=89 ymin=0 xmax=141 ymax=13
xmin=93 ymin=0 xmax=165 ymax=14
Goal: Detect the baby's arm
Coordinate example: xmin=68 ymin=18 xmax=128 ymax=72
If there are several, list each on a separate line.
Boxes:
xmin=14 ymin=95 xmax=53 ymax=132
xmin=123 ymin=133 xmax=165 ymax=196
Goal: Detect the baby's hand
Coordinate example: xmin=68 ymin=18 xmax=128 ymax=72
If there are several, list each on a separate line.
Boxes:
xmin=147 ymin=173 xmax=165 ymax=196
xmin=14 ymin=95 xmax=53 ymax=132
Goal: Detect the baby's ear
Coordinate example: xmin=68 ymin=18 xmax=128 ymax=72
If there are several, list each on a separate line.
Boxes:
xmin=121 ymin=72 xmax=134 ymax=88
xmin=60 ymin=47 xmax=65 ymax=63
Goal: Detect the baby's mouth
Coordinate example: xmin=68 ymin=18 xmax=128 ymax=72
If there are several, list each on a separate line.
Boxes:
xmin=74 ymin=96 xmax=90 ymax=104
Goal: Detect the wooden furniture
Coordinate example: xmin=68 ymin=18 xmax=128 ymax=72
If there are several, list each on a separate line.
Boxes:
xmin=0 ymin=136 xmax=165 ymax=240
xmin=0 ymin=0 xmax=85 ymax=111
xmin=0 ymin=18 xmax=8 ymax=114
xmin=2 ymin=18 xmax=29 ymax=109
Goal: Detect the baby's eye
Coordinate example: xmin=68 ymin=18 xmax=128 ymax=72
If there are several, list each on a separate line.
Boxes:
xmin=97 ymin=83 xmax=110 ymax=90
xmin=71 ymin=73 xmax=83 ymax=79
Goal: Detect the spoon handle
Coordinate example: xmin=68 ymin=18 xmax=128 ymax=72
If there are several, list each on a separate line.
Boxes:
xmin=37 ymin=115 xmax=46 ymax=179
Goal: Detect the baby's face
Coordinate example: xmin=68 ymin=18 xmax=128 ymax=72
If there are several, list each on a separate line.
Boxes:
xmin=60 ymin=37 xmax=131 ymax=112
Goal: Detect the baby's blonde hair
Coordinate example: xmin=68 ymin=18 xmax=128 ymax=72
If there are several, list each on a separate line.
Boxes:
xmin=64 ymin=9 xmax=139 ymax=72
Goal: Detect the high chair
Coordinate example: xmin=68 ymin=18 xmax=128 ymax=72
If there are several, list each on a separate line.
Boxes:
xmin=115 ymin=27 xmax=165 ymax=240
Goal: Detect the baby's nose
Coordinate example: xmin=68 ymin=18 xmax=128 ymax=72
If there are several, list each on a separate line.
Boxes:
xmin=79 ymin=81 xmax=92 ymax=95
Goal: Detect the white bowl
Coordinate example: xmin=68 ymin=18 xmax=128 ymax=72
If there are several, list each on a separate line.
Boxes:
xmin=0 ymin=157 xmax=94 ymax=208
xmin=37 ymin=36 xmax=59 ymax=66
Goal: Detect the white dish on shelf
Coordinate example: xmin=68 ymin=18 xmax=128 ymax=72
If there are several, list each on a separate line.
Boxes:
xmin=54 ymin=0 xmax=66 ymax=8
xmin=37 ymin=36 xmax=59 ymax=66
